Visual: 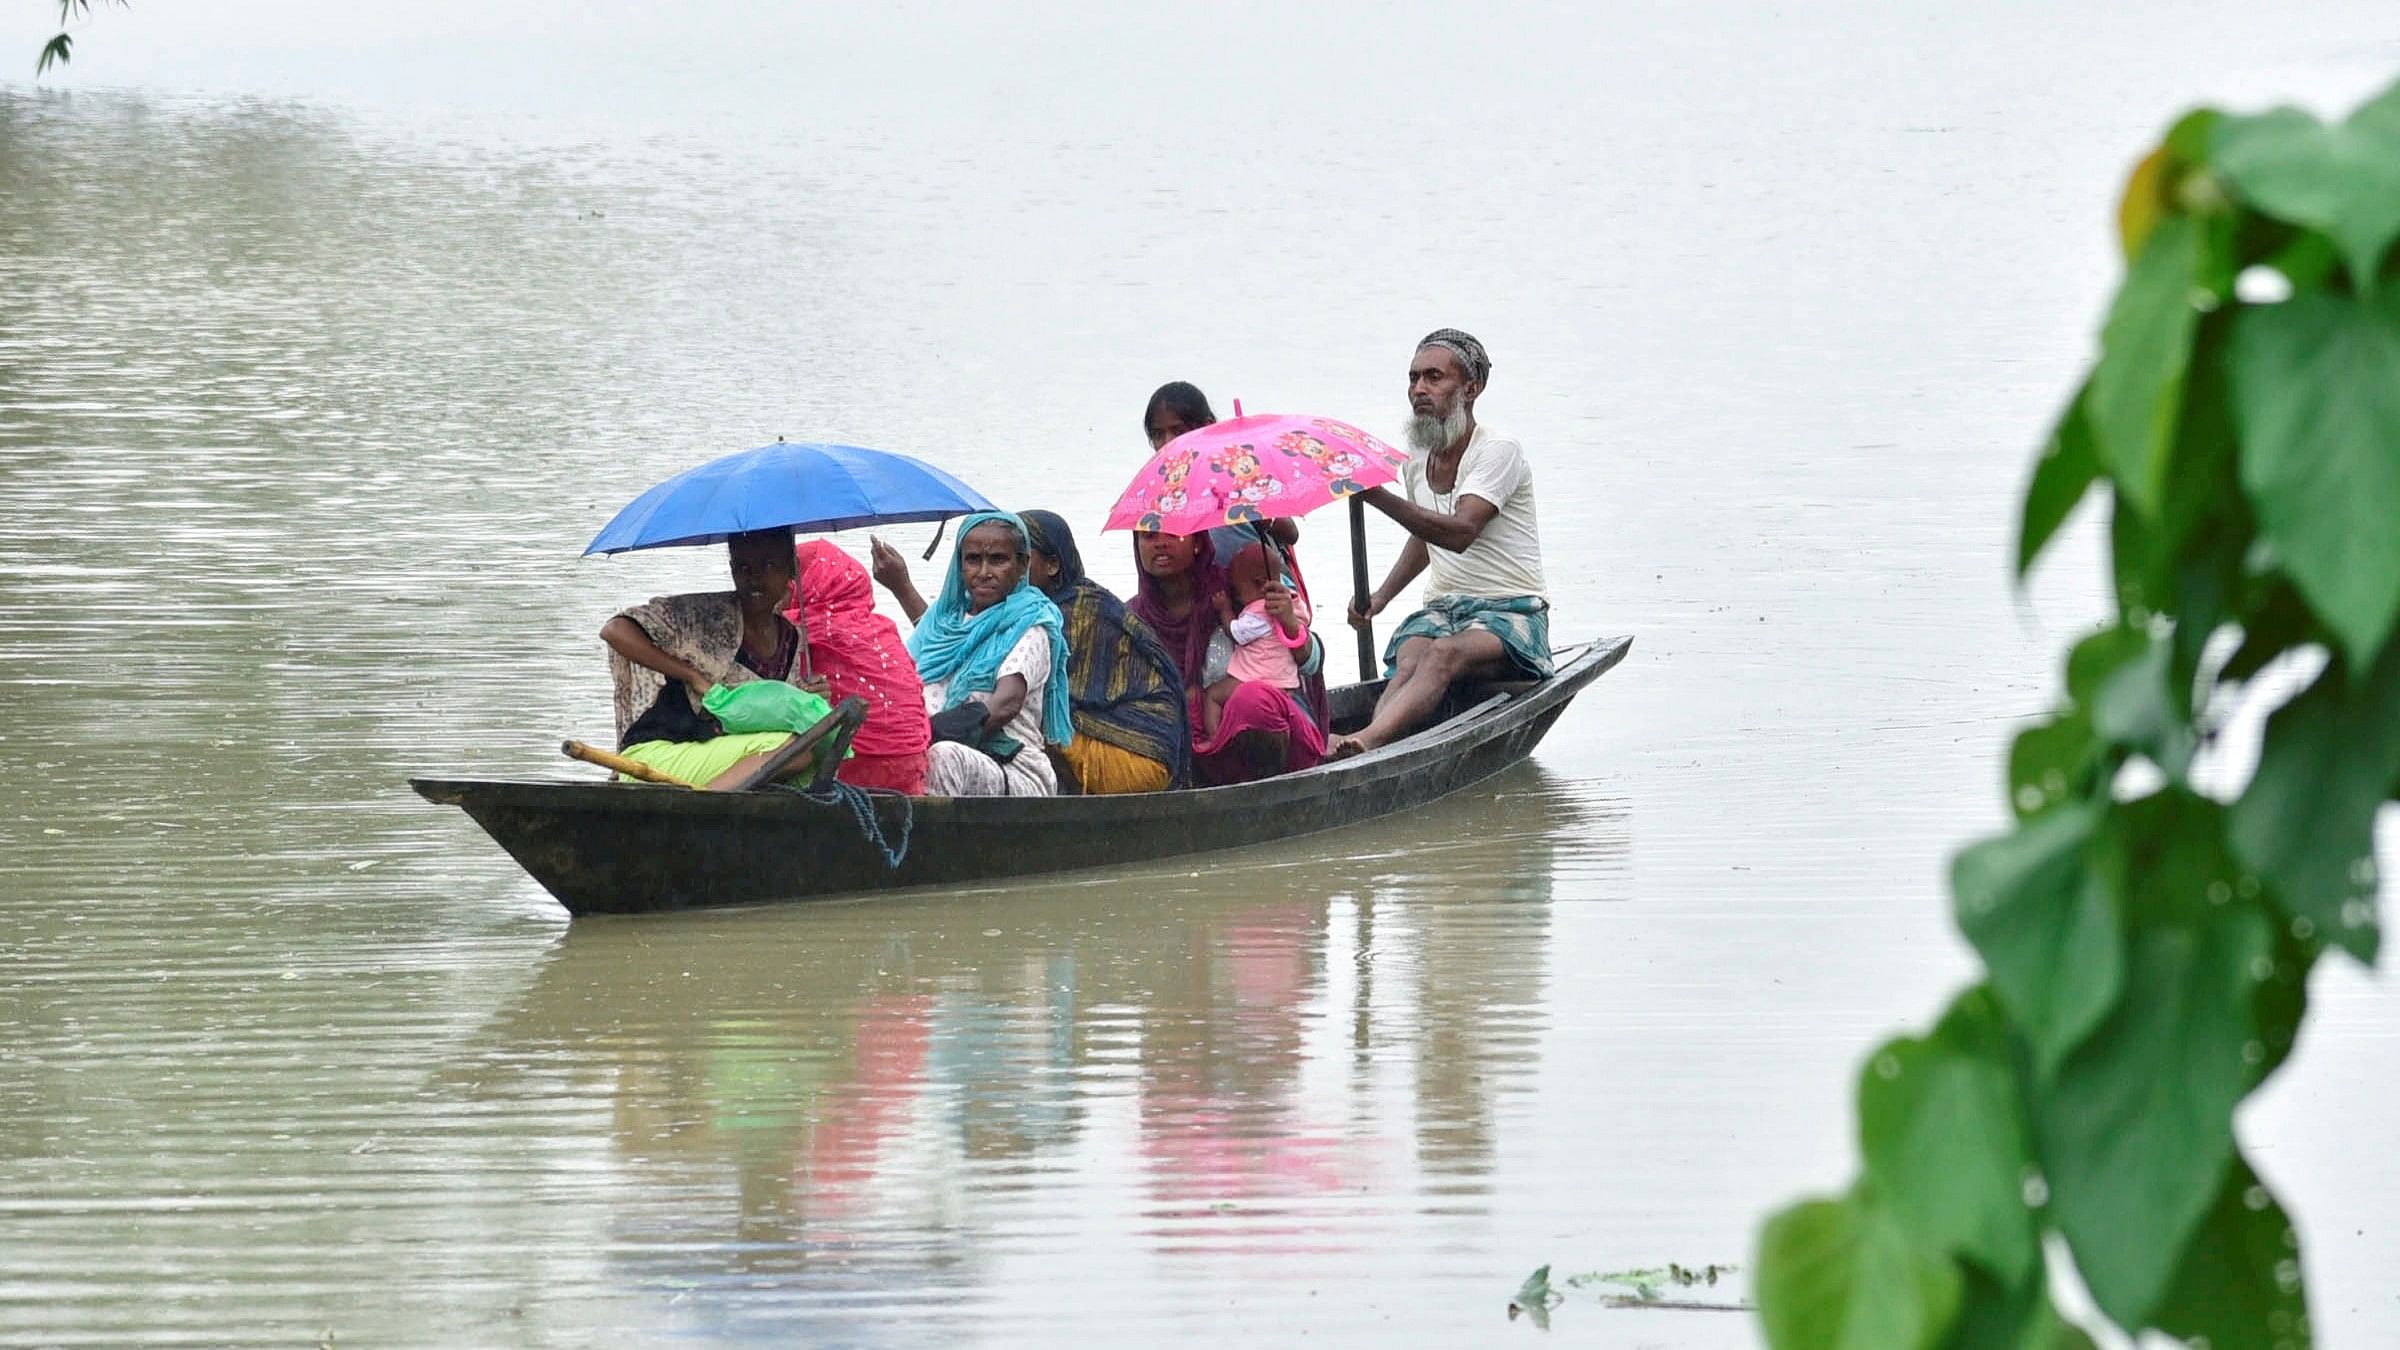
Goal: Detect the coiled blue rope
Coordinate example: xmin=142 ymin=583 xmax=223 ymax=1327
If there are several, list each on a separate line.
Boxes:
xmin=773 ymin=777 xmax=912 ymax=870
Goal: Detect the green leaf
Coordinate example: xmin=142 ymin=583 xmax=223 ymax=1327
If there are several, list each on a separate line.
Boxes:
xmin=2168 ymin=556 xmax=2235 ymax=700
xmin=2096 ymin=790 xmax=2245 ymax=929
xmin=1756 ymin=1191 xmax=1963 ymax=1350
xmin=1946 ymin=1267 xmax=2100 ymax=1350
xmin=1857 ymin=989 xmax=2038 ymax=1285
xmin=34 ymin=33 xmax=71 ymax=74
xmin=2109 ymin=498 xmax=2165 ymax=618
xmin=2155 ymin=323 xmax=2244 ymax=582
xmin=2090 ymin=631 xmax=2197 ymax=778
xmin=2263 ymin=227 xmax=2342 ymax=294
xmin=2153 ymin=1160 xmax=2311 ymax=1349
xmin=2065 ymin=625 xmax=2147 ymax=705
xmin=2228 ymin=641 xmax=2400 ymax=964
xmin=1508 ymin=1264 xmax=1554 ymax=1327
xmin=2228 ymin=291 xmax=2400 ymax=667
xmin=2088 ymin=216 xmax=2204 ymax=519
xmin=2020 ymin=386 xmax=2099 ymax=575
xmin=2248 ymin=923 xmax=2313 ymax=1089
xmin=2212 ymin=84 xmax=2400 ymax=284
xmin=2007 ymin=712 xmax=2098 ymax=820
xmin=2220 ymin=583 xmax=2315 ymax=684
xmin=2036 ymin=895 xmax=2270 ymax=1329
xmin=2165 ymin=107 xmax=2225 ymax=171
xmin=1953 ymin=802 xmax=2122 ymax=1079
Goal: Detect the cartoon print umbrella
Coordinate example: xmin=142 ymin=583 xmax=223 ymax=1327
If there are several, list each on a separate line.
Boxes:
xmin=1100 ymin=407 xmax=1408 ymax=537
xmin=1102 ymin=405 xmax=1409 ymax=681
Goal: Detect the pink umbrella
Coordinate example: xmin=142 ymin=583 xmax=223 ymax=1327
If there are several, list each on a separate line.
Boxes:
xmin=1102 ymin=407 xmax=1408 ymax=536
xmin=1103 ymin=404 xmax=1408 ymax=681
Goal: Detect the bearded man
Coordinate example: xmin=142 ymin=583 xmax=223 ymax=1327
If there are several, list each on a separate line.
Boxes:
xmin=1330 ymin=328 xmax=1549 ymax=757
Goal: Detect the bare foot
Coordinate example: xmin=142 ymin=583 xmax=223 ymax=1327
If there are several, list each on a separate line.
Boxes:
xmin=1326 ymin=734 xmax=1371 ymax=760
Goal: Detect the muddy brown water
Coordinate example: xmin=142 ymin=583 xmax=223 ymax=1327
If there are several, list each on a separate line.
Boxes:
xmin=3 ymin=5 xmax=2396 ymax=1343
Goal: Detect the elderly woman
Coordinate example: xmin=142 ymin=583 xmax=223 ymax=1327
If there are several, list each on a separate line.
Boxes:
xmin=783 ymin=541 xmax=932 ymax=795
xmin=870 ymin=512 xmax=1073 ymax=797
xmin=599 ymin=525 xmax=837 ymax=788
xmin=1130 ymin=529 xmax=1329 ymax=784
xmin=1016 ymin=510 xmax=1190 ymax=794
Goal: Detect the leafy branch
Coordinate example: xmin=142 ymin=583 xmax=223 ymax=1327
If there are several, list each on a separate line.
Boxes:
xmin=34 ymin=0 xmax=125 ymax=76
xmin=1756 ymin=75 xmax=2400 ymax=1349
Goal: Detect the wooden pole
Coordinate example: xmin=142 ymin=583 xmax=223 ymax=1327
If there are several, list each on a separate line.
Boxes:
xmin=562 ymin=739 xmax=693 ymax=787
xmin=1349 ymin=496 xmax=1376 ymax=682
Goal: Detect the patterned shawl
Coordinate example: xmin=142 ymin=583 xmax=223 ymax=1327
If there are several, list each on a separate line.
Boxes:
xmin=607 ymin=591 xmax=795 ymax=744
xmin=1020 ymin=510 xmax=1191 ymax=787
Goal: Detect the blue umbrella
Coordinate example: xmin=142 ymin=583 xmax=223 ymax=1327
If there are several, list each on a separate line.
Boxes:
xmin=583 ymin=441 xmax=996 ymax=555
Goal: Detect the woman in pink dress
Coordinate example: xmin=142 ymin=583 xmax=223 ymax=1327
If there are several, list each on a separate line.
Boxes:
xmin=1130 ymin=530 xmax=1327 ymax=785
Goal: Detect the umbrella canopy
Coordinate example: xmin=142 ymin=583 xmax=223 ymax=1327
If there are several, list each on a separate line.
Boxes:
xmin=584 ymin=441 xmax=995 ymax=555
xmin=1102 ymin=411 xmax=1409 ymax=536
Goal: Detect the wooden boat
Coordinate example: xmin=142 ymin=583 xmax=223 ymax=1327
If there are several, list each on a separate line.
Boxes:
xmin=411 ymin=635 xmax=1630 ymax=916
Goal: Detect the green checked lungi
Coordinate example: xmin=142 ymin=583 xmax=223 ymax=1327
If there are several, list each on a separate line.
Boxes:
xmin=1382 ymin=595 xmax=1554 ymax=680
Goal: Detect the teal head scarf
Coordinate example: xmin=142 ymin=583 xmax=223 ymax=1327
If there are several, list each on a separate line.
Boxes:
xmin=906 ymin=511 xmax=1075 ymax=747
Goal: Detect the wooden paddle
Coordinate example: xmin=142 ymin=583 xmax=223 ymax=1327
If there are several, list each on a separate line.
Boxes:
xmin=563 ymin=696 xmax=869 ymax=792
xmin=563 ymin=739 xmax=694 ymax=787
xmin=1349 ymin=496 xmax=1376 ymax=681
xmin=563 ymin=735 xmax=809 ymax=792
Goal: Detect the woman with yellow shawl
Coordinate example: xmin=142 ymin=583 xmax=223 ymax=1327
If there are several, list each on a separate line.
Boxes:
xmin=1019 ymin=510 xmax=1190 ymax=793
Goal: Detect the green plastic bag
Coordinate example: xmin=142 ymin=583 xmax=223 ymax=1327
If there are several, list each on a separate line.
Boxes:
xmin=702 ymin=681 xmax=835 ymax=736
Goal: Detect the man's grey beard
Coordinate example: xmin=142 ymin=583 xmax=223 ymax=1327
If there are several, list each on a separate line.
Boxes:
xmin=1405 ymin=403 xmax=1469 ymax=454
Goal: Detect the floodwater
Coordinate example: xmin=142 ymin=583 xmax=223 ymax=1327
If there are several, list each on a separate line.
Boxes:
xmin=3 ymin=3 xmax=2396 ymax=1344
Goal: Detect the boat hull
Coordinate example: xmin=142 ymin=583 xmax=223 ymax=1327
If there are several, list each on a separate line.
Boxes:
xmin=412 ymin=636 xmax=1629 ymax=915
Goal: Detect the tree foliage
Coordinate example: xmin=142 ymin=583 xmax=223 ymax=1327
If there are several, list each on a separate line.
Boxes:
xmin=1758 ymin=75 xmax=2400 ymax=1348
xmin=34 ymin=0 xmax=123 ymax=76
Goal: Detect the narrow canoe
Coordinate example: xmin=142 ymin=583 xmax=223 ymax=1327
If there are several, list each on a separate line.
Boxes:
xmin=412 ymin=635 xmax=1631 ymax=916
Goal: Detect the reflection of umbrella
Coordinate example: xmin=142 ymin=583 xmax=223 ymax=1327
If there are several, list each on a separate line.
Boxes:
xmin=583 ymin=441 xmax=995 ymax=555
xmin=1101 ymin=409 xmax=1407 ymax=537
xmin=1102 ymin=408 xmax=1408 ymax=681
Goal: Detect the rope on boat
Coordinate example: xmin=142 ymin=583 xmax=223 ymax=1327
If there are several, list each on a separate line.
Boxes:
xmin=771 ymin=778 xmax=913 ymax=870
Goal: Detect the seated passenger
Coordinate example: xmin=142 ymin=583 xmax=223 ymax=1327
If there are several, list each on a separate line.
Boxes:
xmin=1336 ymin=328 xmax=1549 ymax=757
xmin=599 ymin=526 xmax=839 ymax=788
xmin=873 ymin=511 xmax=1073 ymax=797
xmin=1130 ymin=529 xmax=1328 ymax=785
xmin=1017 ymin=510 xmax=1190 ymax=794
xmin=1206 ymin=543 xmax=1311 ymax=741
xmin=784 ymin=541 xmax=932 ymax=795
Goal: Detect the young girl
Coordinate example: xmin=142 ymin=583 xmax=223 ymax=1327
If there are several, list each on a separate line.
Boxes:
xmin=1205 ymin=543 xmax=1312 ymax=738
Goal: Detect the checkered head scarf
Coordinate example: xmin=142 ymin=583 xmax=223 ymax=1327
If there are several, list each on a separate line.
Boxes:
xmin=1417 ymin=328 xmax=1491 ymax=385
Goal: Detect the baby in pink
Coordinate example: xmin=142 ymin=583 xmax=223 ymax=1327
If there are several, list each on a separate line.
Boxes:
xmin=1206 ymin=543 xmax=1311 ymax=738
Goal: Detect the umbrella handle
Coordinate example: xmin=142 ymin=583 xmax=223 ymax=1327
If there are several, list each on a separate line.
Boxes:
xmin=1250 ymin=519 xmax=1297 ymax=580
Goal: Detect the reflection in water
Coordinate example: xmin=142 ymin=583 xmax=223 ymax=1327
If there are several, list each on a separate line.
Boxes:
xmin=446 ymin=767 xmax=1619 ymax=1338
